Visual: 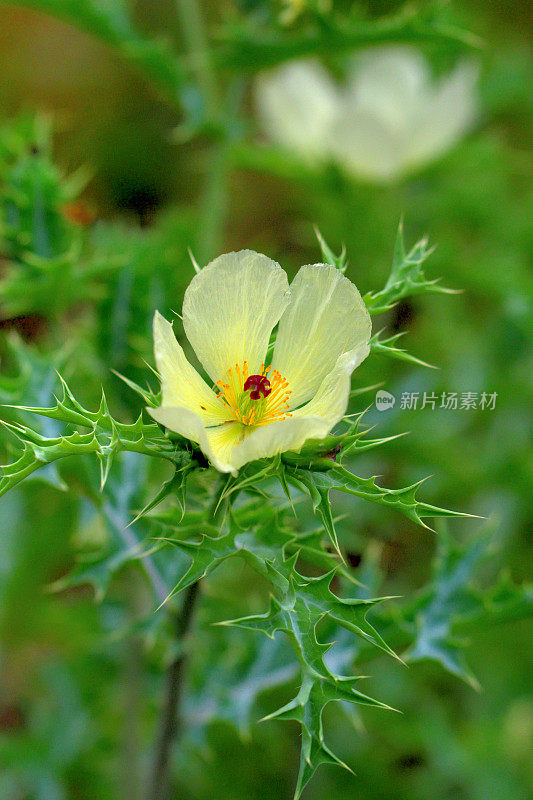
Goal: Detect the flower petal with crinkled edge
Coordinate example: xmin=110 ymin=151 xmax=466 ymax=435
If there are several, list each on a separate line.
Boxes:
xmin=153 ymin=312 xmax=232 ymax=425
xmin=182 ymin=250 xmax=290 ymax=384
xmin=291 ymin=343 xmax=370 ymax=427
xmin=148 ymin=405 xmax=336 ymax=475
xmin=272 ymin=264 xmax=371 ymax=408
xmin=147 ymin=405 xmax=241 ymax=473
xmin=228 ymin=415 xmax=332 ymax=472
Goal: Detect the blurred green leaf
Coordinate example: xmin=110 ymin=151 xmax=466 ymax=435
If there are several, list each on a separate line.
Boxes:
xmin=405 ymin=526 xmax=533 ymax=689
xmin=2 ymin=0 xmax=186 ymax=106
xmin=54 ymin=452 xmax=177 ymax=604
xmin=215 ymin=6 xmax=482 ymax=72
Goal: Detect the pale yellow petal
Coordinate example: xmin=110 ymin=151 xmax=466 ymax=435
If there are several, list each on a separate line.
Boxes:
xmin=227 ymin=415 xmax=332 ymax=472
xmin=272 ymin=264 xmax=371 ymax=408
xmin=153 ymin=311 xmax=231 ymax=424
xmin=206 ymin=422 xmax=245 ymax=472
xmin=227 ymin=344 xmax=371 ymax=471
xmin=147 ymin=405 xmax=239 ymax=474
xmin=292 ymin=344 xmax=370 ymax=426
xmin=182 ymin=250 xmax=290 ymax=384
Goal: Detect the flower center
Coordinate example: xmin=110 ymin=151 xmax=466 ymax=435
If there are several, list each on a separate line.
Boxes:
xmin=216 ymin=361 xmax=292 ymax=427
xmin=243 ymin=374 xmax=271 ymax=400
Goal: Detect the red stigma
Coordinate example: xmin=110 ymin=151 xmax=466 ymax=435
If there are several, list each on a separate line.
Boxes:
xmin=244 ymin=374 xmax=271 ymax=400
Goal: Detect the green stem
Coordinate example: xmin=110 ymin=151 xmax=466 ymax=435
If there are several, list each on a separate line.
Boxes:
xmin=147 ymin=581 xmax=199 ymax=800
xmin=174 ymin=0 xmax=218 ymax=116
xmin=195 ymin=78 xmax=245 ymax=264
xmin=146 ymin=475 xmax=228 ymax=800
xmin=214 ymin=16 xmax=482 ymax=71
xmin=122 ymin=578 xmax=145 ymax=800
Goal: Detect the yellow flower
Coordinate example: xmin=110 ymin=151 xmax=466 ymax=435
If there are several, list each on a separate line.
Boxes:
xmin=148 ymin=250 xmax=371 ymax=474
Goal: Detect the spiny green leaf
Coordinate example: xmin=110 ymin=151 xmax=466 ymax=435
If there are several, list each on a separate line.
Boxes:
xmin=218 ymin=455 xmax=283 ymax=503
xmin=335 ymin=412 xmax=408 ymax=460
xmin=314 ymin=227 xmax=347 ymax=272
xmin=0 ymin=376 xmax=192 ymax=498
xmin=263 ymin=677 xmax=366 ymax=799
xmin=285 ymin=468 xmax=342 ymax=557
xmin=0 ymin=336 xmax=73 ymax=490
xmin=352 ymin=529 xmax=532 ymax=688
xmin=371 ymin=330 xmax=437 ymax=369
xmin=155 ymin=492 xmax=400 ymax=799
xmin=128 ymin=463 xmax=195 ymax=527
xmin=290 ymin=569 xmax=401 ymax=661
xmin=157 ymin=528 xmax=237 ymax=603
xmin=242 ymin=431 xmax=467 ymax=555
xmin=340 ymin=429 xmax=408 ymax=460
xmin=220 ymin=554 xmax=398 ymax=799
xmin=0 ymin=422 xmax=102 ymax=498
xmin=312 ymin=465 xmax=474 ymax=530
xmin=112 ymin=369 xmax=160 ymax=408
xmin=364 ymin=220 xmax=456 ymax=316
xmin=223 ymin=566 xmax=397 ymax=661
xmin=280 ymin=413 xmax=404 ymax=469
xmin=349 ymin=382 xmax=385 ymax=398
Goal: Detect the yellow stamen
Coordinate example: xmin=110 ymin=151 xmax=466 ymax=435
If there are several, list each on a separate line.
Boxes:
xmin=214 ymin=360 xmax=292 ymax=427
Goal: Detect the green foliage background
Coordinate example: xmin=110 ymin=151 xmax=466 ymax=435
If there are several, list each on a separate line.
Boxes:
xmin=0 ymin=1 xmax=531 ymax=799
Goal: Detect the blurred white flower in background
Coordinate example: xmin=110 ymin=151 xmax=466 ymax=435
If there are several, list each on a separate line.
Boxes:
xmin=256 ymin=47 xmax=479 ymax=182
xmin=256 ymin=60 xmax=340 ymax=162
